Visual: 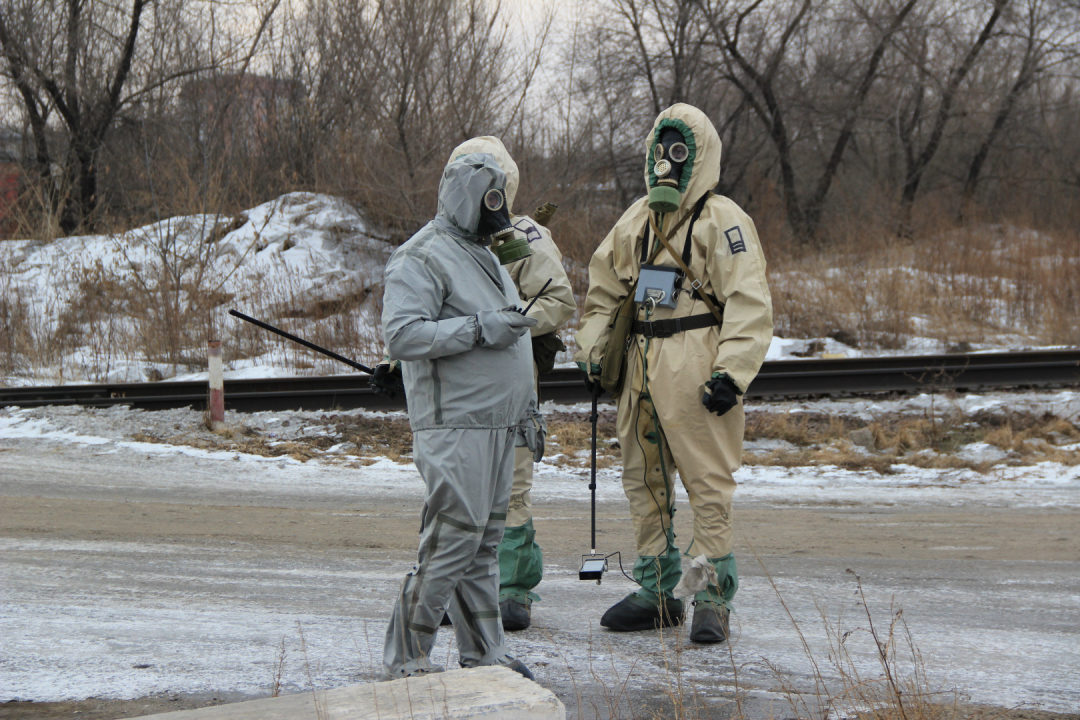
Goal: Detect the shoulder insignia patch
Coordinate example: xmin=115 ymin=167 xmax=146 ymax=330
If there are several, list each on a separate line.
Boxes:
xmin=725 ymin=226 xmax=747 ymax=254
xmin=512 ymin=217 xmax=544 ymax=244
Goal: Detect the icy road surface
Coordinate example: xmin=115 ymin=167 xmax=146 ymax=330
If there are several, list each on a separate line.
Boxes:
xmin=2 ymin=398 xmax=1079 ymax=717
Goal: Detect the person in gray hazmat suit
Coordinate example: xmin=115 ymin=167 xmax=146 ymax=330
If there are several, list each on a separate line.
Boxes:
xmin=375 ymin=136 xmax=575 ymax=632
xmin=380 ymin=152 xmax=543 ymax=680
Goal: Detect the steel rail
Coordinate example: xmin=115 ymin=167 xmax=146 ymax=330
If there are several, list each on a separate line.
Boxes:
xmin=3 ymin=350 xmax=1079 ymax=413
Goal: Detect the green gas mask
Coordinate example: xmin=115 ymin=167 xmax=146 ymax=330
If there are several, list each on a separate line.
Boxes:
xmin=648 ymin=128 xmax=690 ymax=213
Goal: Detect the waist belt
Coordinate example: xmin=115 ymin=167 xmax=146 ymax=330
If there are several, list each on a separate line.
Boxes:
xmin=632 ymin=311 xmax=722 ymax=339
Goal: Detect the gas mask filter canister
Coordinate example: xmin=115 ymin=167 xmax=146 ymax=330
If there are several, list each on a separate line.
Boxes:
xmin=478 ymin=187 xmax=532 ymax=264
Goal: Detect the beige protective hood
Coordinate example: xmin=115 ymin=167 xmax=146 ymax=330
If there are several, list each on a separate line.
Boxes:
xmin=643 ymin=104 xmax=723 ymax=215
xmin=449 ymin=136 xmax=520 ymax=213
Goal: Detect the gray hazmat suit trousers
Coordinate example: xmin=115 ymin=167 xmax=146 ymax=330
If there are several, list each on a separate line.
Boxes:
xmin=383 ymin=427 xmax=516 ymax=678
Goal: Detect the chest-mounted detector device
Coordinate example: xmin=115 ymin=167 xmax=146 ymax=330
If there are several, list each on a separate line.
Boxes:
xmin=634 ymin=265 xmax=683 ymax=309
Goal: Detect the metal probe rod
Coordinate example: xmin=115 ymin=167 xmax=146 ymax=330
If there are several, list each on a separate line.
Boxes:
xmin=228 ymin=309 xmax=375 ymax=375
xmin=590 ymin=383 xmax=599 ymax=553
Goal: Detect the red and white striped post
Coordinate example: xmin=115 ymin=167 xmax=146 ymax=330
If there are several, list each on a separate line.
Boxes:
xmin=208 ymin=340 xmax=224 ymax=428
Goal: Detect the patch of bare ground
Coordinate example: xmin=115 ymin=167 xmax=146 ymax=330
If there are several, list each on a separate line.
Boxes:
xmin=542 ymin=408 xmax=621 ymax=468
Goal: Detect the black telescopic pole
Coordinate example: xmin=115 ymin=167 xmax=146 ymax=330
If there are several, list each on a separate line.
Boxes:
xmin=228 ymin=309 xmax=375 ymax=375
xmin=590 ymin=383 xmax=599 ymax=554
xmin=521 ymin=278 xmax=553 ymax=316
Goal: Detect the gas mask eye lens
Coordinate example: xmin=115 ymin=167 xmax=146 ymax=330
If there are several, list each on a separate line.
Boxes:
xmin=654 ymin=159 xmax=672 ymax=178
xmin=483 ymin=188 xmax=505 ymax=212
xmin=653 ymin=144 xmax=664 ymax=162
xmin=667 ymin=142 xmax=689 ymax=163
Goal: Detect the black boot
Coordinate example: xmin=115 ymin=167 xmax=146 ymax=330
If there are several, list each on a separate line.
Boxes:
xmin=600 ymin=594 xmax=684 ymax=632
xmin=689 ymin=602 xmax=729 ymax=644
xmin=500 ymin=597 xmax=531 ymax=632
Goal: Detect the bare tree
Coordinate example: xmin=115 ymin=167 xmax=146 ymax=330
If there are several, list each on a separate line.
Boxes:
xmin=958 ymin=0 xmax=1080 ymax=217
xmin=276 ymin=0 xmax=535 ymax=239
xmin=0 ymin=0 xmax=149 ymax=233
xmin=695 ymin=0 xmax=922 ymax=242
xmin=891 ymin=0 xmax=1010 ymax=229
xmin=0 ymin=0 xmax=282 ymax=234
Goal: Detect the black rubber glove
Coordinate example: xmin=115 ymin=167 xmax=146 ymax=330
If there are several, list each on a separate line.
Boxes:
xmin=581 ymin=369 xmax=598 ymax=395
xmin=702 ymin=374 xmax=741 ymax=417
xmin=371 ymin=362 xmax=406 ymax=399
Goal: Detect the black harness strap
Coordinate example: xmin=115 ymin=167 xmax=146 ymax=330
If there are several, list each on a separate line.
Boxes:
xmin=681 ymin=193 xmax=710 ymax=267
xmin=681 ymin=194 xmax=718 ymax=305
xmin=632 ymin=311 xmax=722 ymax=339
xmin=635 ymin=193 xmax=721 ymax=313
xmin=639 ymin=192 xmax=711 ymax=266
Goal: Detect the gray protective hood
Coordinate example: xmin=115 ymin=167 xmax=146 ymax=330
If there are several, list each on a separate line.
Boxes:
xmin=449 ymin=137 xmax=520 ymax=213
xmin=436 ymin=153 xmax=508 ymax=237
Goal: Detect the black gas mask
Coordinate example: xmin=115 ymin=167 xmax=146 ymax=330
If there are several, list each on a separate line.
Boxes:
xmin=478 ymin=186 xmax=531 ymax=264
xmin=649 ymin=127 xmax=690 ymax=213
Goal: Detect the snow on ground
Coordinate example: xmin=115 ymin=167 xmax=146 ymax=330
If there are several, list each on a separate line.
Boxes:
xmin=2 ymin=394 xmax=1080 ymax=712
xmin=0 ymin=192 xmax=391 ymax=386
xmin=1 ymin=193 xmax=386 ymax=320
xmin=2 ymin=197 xmax=1079 ymax=711
xmin=3 ymin=191 xmax=1076 ymax=389
xmin=3 ymin=389 xmax=1080 ymax=510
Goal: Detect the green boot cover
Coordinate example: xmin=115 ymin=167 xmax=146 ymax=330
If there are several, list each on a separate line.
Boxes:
xmin=498 ymin=519 xmax=543 ymax=604
xmin=693 ymin=553 xmax=739 ymax=610
xmin=631 ymin=541 xmax=682 ymax=606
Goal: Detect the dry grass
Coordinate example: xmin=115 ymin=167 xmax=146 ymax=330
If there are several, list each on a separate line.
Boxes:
xmin=743 ymin=406 xmax=1080 ymax=474
xmin=533 ymin=553 xmax=1015 ymax=720
xmin=132 ymin=429 xmax=333 ymax=463
xmin=544 ymin=409 xmax=622 ymax=469
xmin=766 ymin=224 xmax=1080 ymax=352
xmin=121 ymin=404 xmax=1079 ymax=475
xmin=324 ymin=413 xmax=415 ymax=464
xmin=757 ymin=562 xmax=978 ymax=720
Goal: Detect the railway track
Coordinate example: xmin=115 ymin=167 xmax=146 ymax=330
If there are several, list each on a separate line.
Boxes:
xmin=3 ymin=349 xmax=1079 ymax=413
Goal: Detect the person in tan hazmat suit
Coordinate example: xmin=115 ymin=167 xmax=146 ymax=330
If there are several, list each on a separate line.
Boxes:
xmin=373 ymin=136 xmax=575 ymax=632
xmin=574 ymin=104 xmax=773 ymax=643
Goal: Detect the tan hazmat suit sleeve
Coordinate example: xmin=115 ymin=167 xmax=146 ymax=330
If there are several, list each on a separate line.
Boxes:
xmin=699 ymin=197 xmax=772 ymax=392
xmin=507 ymin=219 xmax=576 ymax=336
xmin=574 ymin=199 xmax=656 ymax=371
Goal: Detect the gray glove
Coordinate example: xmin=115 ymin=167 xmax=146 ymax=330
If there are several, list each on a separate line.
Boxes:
xmin=475 ymin=307 xmax=537 ymax=349
xmin=515 ymin=406 xmax=548 ymax=462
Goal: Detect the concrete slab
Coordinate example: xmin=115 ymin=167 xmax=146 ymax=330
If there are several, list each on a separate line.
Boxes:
xmin=130 ymin=666 xmax=566 ymax=720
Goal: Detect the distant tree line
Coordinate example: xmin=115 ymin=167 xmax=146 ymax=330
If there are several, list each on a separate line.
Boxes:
xmin=2 ymin=0 xmax=1079 ymax=248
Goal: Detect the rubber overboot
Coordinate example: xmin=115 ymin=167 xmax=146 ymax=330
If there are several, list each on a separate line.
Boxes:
xmin=600 ymin=593 xmax=684 ymax=632
xmin=690 ymin=602 xmax=729 ymax=644
xmin=506 ymin=659 xmax=535 ymax=681
xmin=500 ymin=597 xmax=531 ymax=631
